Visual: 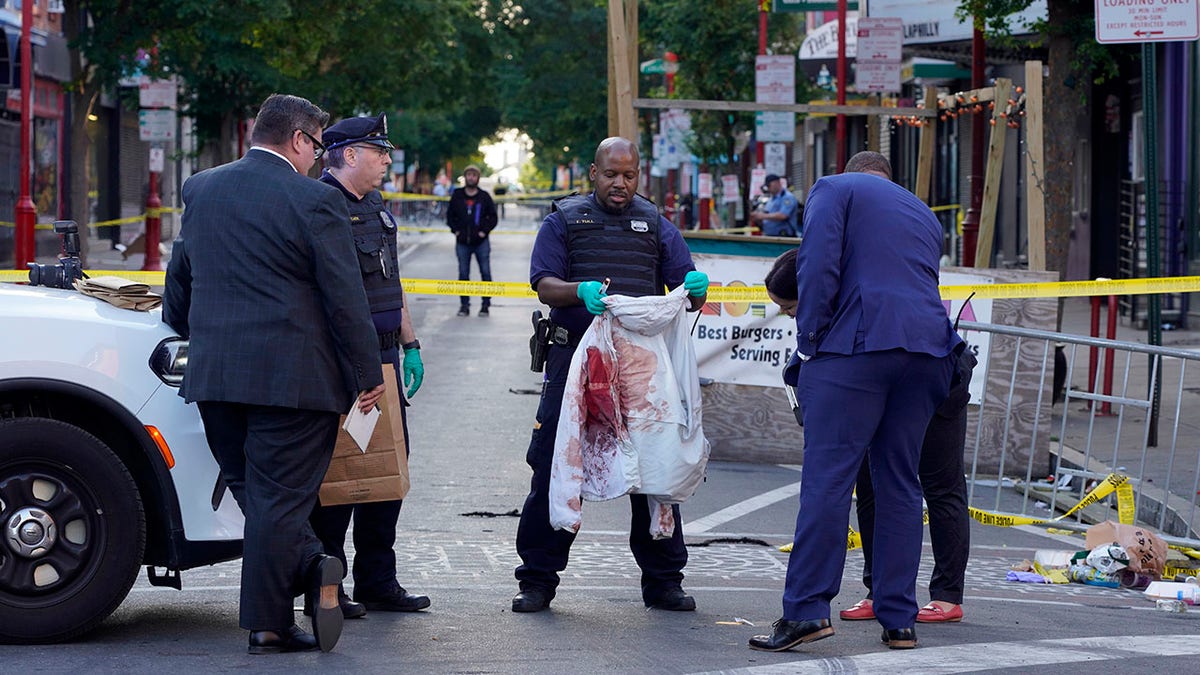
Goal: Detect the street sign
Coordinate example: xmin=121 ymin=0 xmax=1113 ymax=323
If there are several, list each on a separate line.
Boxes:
xmin=857 ymin=17 xmax=903 ymax=61
xmin=756 ymin=111 xmax=796 ymax=142
xmin=138 ymin=109 xmax=176 ymax=141
xmin=640 ymin=58 xmax=679 ymax=75
xmin=138 ymin=78 xmax=178 ymax=109
xmin=775 ymin=0 xmax=859 ymax=12
xmin=149 ymin=146 xmax=165 ymax=173
xmin=698 ymin=173 xmax=713 ymax=200
xmin=764 ymin=143 xmax=788 ymax=177
xmin=1094 ymin=0 xmax=1199 ymax=43
xmin=856 ymin=17 xmax=903 ymax=92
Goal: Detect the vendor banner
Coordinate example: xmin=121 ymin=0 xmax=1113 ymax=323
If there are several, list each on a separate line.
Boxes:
xmin=691 ymin=253 xmax=992 ymax=402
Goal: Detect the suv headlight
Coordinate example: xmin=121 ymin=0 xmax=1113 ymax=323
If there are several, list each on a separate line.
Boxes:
xmin=150 ymin=338 xmax=188 ymax=386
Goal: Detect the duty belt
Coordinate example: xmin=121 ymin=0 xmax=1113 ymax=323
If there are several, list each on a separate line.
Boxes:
xmin=378 ymin=329 xmax=399 ymax=351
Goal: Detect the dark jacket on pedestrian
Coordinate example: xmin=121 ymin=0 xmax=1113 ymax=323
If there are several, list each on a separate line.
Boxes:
xmin=446 ymin=187 xmax=498 ymax=245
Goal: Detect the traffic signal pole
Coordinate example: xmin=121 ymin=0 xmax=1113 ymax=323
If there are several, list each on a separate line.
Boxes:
xmin=14 ymin=0 xmax=35 ymax=269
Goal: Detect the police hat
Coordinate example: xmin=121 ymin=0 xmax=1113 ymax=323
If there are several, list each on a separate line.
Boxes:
xmin=323 ymin=114 xmax=395 ymax=152
xmin=764 ymin=173 xmax=782 ymax=186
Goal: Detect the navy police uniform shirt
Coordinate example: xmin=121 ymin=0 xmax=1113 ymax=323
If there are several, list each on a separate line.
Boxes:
xmin=529 ymin=193 xmax=696 ymax=337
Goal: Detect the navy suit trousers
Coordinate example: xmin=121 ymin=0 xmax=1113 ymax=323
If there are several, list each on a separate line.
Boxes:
xmin=514 ymin=344 xmax=687 ymax=602
xmin=197 ymin=402 xmax=338 ymax=631
xmin=784 ymin=349 xmax=953 ymax=630
xmin=854 ymin=346 xmax=975 ymax=605
xmin=310 ymin=349 xmax=410 ymax=597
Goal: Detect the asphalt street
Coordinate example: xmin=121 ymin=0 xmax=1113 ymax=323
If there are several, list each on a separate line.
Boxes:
xmin=7 ymin=204 xmax=1199 ymax=673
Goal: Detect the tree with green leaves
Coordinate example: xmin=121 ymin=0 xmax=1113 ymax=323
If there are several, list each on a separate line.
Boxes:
xmin=642 ymin=1 xmax=803 ymax=171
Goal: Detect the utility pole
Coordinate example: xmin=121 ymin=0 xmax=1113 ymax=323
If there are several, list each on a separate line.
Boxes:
xmin=14 ymin=0 xmax=35 ymax=269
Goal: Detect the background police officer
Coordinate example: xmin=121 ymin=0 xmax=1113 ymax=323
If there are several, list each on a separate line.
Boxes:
xmin=308 ymin=114 xmax=431 ymax=617
xmin=749 ymin=173 xmax=800 ymax=237
xmin=512 ymin=136 xmax=710 ymax=614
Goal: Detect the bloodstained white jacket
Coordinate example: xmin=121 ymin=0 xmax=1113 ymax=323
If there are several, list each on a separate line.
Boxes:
xmin=549 ymin=285 xmax=710 ymax=539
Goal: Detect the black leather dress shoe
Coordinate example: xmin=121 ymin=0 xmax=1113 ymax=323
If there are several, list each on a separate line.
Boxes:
xmin=748 ymin=618 xmax=834 ymax=652
xmin=304 ymin=586 xmax=366 ymax=620
xmin=356 ymin=585 xmax=431 ymax=612
xmin=511 ymin=588 xmax=551 ymax=613
xmin=881 ymin=627 xmax=917 ymax=649
xmin=248 ymin=625 xmax=318 ymax=654
xmin=307 ymin=555 xmax=344 ymax=652
xmin=644 ymin=587 xmax=697 ymax=611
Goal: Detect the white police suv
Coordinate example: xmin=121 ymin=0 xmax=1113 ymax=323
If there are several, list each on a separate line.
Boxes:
xmin=0 ymin=279 xmax=243 ymax=643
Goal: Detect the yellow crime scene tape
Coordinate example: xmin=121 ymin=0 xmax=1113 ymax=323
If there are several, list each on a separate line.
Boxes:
xmin=780 ymin=473 xmax=1136 ymax=554
xmin=4 ymin=275 xmax=1200 ymax=302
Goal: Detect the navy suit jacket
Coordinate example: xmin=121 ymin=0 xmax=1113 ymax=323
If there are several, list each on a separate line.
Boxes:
xmin=163 ymin=149 xmax=383 ymax=413
xmin=794 ymin=172 xmax=960 ymax=359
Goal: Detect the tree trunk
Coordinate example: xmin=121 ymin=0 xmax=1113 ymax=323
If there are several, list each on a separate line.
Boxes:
xmin=62 ymin=2 xmax=94 ymax=264
xmin=1043 ymin=1 xmax=1080 ymax=288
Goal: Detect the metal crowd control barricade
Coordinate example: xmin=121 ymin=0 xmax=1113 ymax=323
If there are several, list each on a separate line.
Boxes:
xmin=959 ymin=319 xmax=1200 ymax=549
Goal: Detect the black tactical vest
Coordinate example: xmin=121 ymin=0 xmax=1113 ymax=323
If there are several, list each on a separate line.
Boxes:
xmin=348 ymin=190 xmax=404 ymax=313
xmin=557 ymin=194 xmax=661 ymax=297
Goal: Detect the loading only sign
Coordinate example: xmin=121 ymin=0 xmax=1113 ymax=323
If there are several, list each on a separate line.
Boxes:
xmin=1095 ymin=0 xmax=1199 ymax=43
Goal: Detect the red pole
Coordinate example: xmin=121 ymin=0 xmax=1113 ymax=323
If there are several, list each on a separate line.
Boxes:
xmin=1088 ymin=295 xmax=1100 ymax=400
xmin=960 ymin=27 xmax=987 ymax=266
xmin=143 ymin=171 xmax=162 ymax=271
xmin=14 ymin=0 xmax=36 ymax=269
xmin=835 ymin=0 xmax=848 ymax=172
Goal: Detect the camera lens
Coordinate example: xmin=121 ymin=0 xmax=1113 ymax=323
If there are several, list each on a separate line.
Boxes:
xmin=26 ymin=263 xmax=42 ymax=286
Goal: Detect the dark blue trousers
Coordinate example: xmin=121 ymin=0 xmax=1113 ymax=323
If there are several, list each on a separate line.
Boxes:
xmin=856 ymin=347 xmax=976 ymax=605
xmin=197 ymin=402 xmax=338 ymax=631
xmin=784 ymin=349 xmax=953 ymax=630
xmin=514 ymin=345 xmax=688 ymax=602
xmin=310 ymin=349 xmax=410 ymax=597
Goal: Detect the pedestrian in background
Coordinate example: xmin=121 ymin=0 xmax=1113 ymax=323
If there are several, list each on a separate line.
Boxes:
xmin=749 ymin=174 xmax=800 ymax=237
xmin=309 ymin=113 xmax=431 ymax=619
xmin=163 ymin=93 xmax=384 ymax=655
xmin=512 ymin=136 xmax=710 ymax=614
xmin=762 ymin=247 xmax=976 ymax=627
xmin=447 ymin=164 xmax=498 ymax=316
xmin=750 ymin=151 xmax=962 ymax=653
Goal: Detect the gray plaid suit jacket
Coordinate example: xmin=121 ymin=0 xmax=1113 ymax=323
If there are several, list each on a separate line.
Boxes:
xmin=163 ymin=149 xmax=383 ymax=413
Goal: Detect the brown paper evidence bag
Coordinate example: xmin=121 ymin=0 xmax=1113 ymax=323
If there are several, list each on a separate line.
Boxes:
xmin=319 ymin=365 xmax=410 ymax=506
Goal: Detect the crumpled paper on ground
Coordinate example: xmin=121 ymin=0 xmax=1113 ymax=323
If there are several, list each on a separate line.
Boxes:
xmin=74 ymin=276 xmax=162 ymax=311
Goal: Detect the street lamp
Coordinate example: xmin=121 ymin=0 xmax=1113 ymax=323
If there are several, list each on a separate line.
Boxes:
xmin=14 ymin=0 xmax=36 ymax=269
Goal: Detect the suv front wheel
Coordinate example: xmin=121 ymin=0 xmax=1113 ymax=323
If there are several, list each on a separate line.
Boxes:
xmin=0 ymin=417 xmax=146 ymax=643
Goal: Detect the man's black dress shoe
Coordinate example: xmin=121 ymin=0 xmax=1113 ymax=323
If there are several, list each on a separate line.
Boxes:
xmin=356 ymin=585 xmax=431 ymax=612
xmin=748 ymin=618 xmax=834 ymax=652
xmin=881 ymin=627 xmax=917 ymax=649
xmin=248 ymin=625 xmax=318 ymax=654
xmin=308 ymin=555 xmax=344 ymax=652
xmin=645 ymin=587 xmax=697 ymax=611
xmin=511 ymin=588 xmax=551 ymax=613
xmin=304 ymin=585 xmax=367 ymax=619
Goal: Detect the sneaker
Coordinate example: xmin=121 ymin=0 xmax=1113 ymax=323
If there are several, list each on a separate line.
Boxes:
xmin=456 ymin=306 xmax=470 ymax=317
xmin=478 ymin=306 xmax=489 ymax=317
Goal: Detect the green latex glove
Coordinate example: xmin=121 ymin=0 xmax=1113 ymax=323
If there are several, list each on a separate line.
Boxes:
xmin=402 ymin=348 xmax=424 ymax=398
xmin=683 ymin=270 xmax=710 ymax=297
xmin=576 ymin=280 xmax=608 ymax=315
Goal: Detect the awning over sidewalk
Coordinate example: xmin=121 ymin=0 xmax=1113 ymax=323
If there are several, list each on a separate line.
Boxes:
xmin=0 ymin=10 xmax=72 ymax=87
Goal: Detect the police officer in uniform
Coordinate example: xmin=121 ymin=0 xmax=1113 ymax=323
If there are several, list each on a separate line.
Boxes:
xmin=308 ymin=114 xmax=431 ymax=617
xmin=512 ymin=136 xmax=710 ymax=613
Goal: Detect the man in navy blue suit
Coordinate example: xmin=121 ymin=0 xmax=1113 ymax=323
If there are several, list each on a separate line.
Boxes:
xmin=750 ymin=151 xmax=962 ymax=653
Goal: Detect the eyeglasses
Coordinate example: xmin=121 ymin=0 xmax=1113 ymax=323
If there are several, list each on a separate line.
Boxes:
xmin=298 ymin=129 xmax=326 ymax=160
xmin=352 ymin=144 xmax=390 ymax=158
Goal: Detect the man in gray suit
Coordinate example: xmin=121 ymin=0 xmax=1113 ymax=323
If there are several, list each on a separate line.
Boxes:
xmin=163 ymin=93 xmax=384 ymax=655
